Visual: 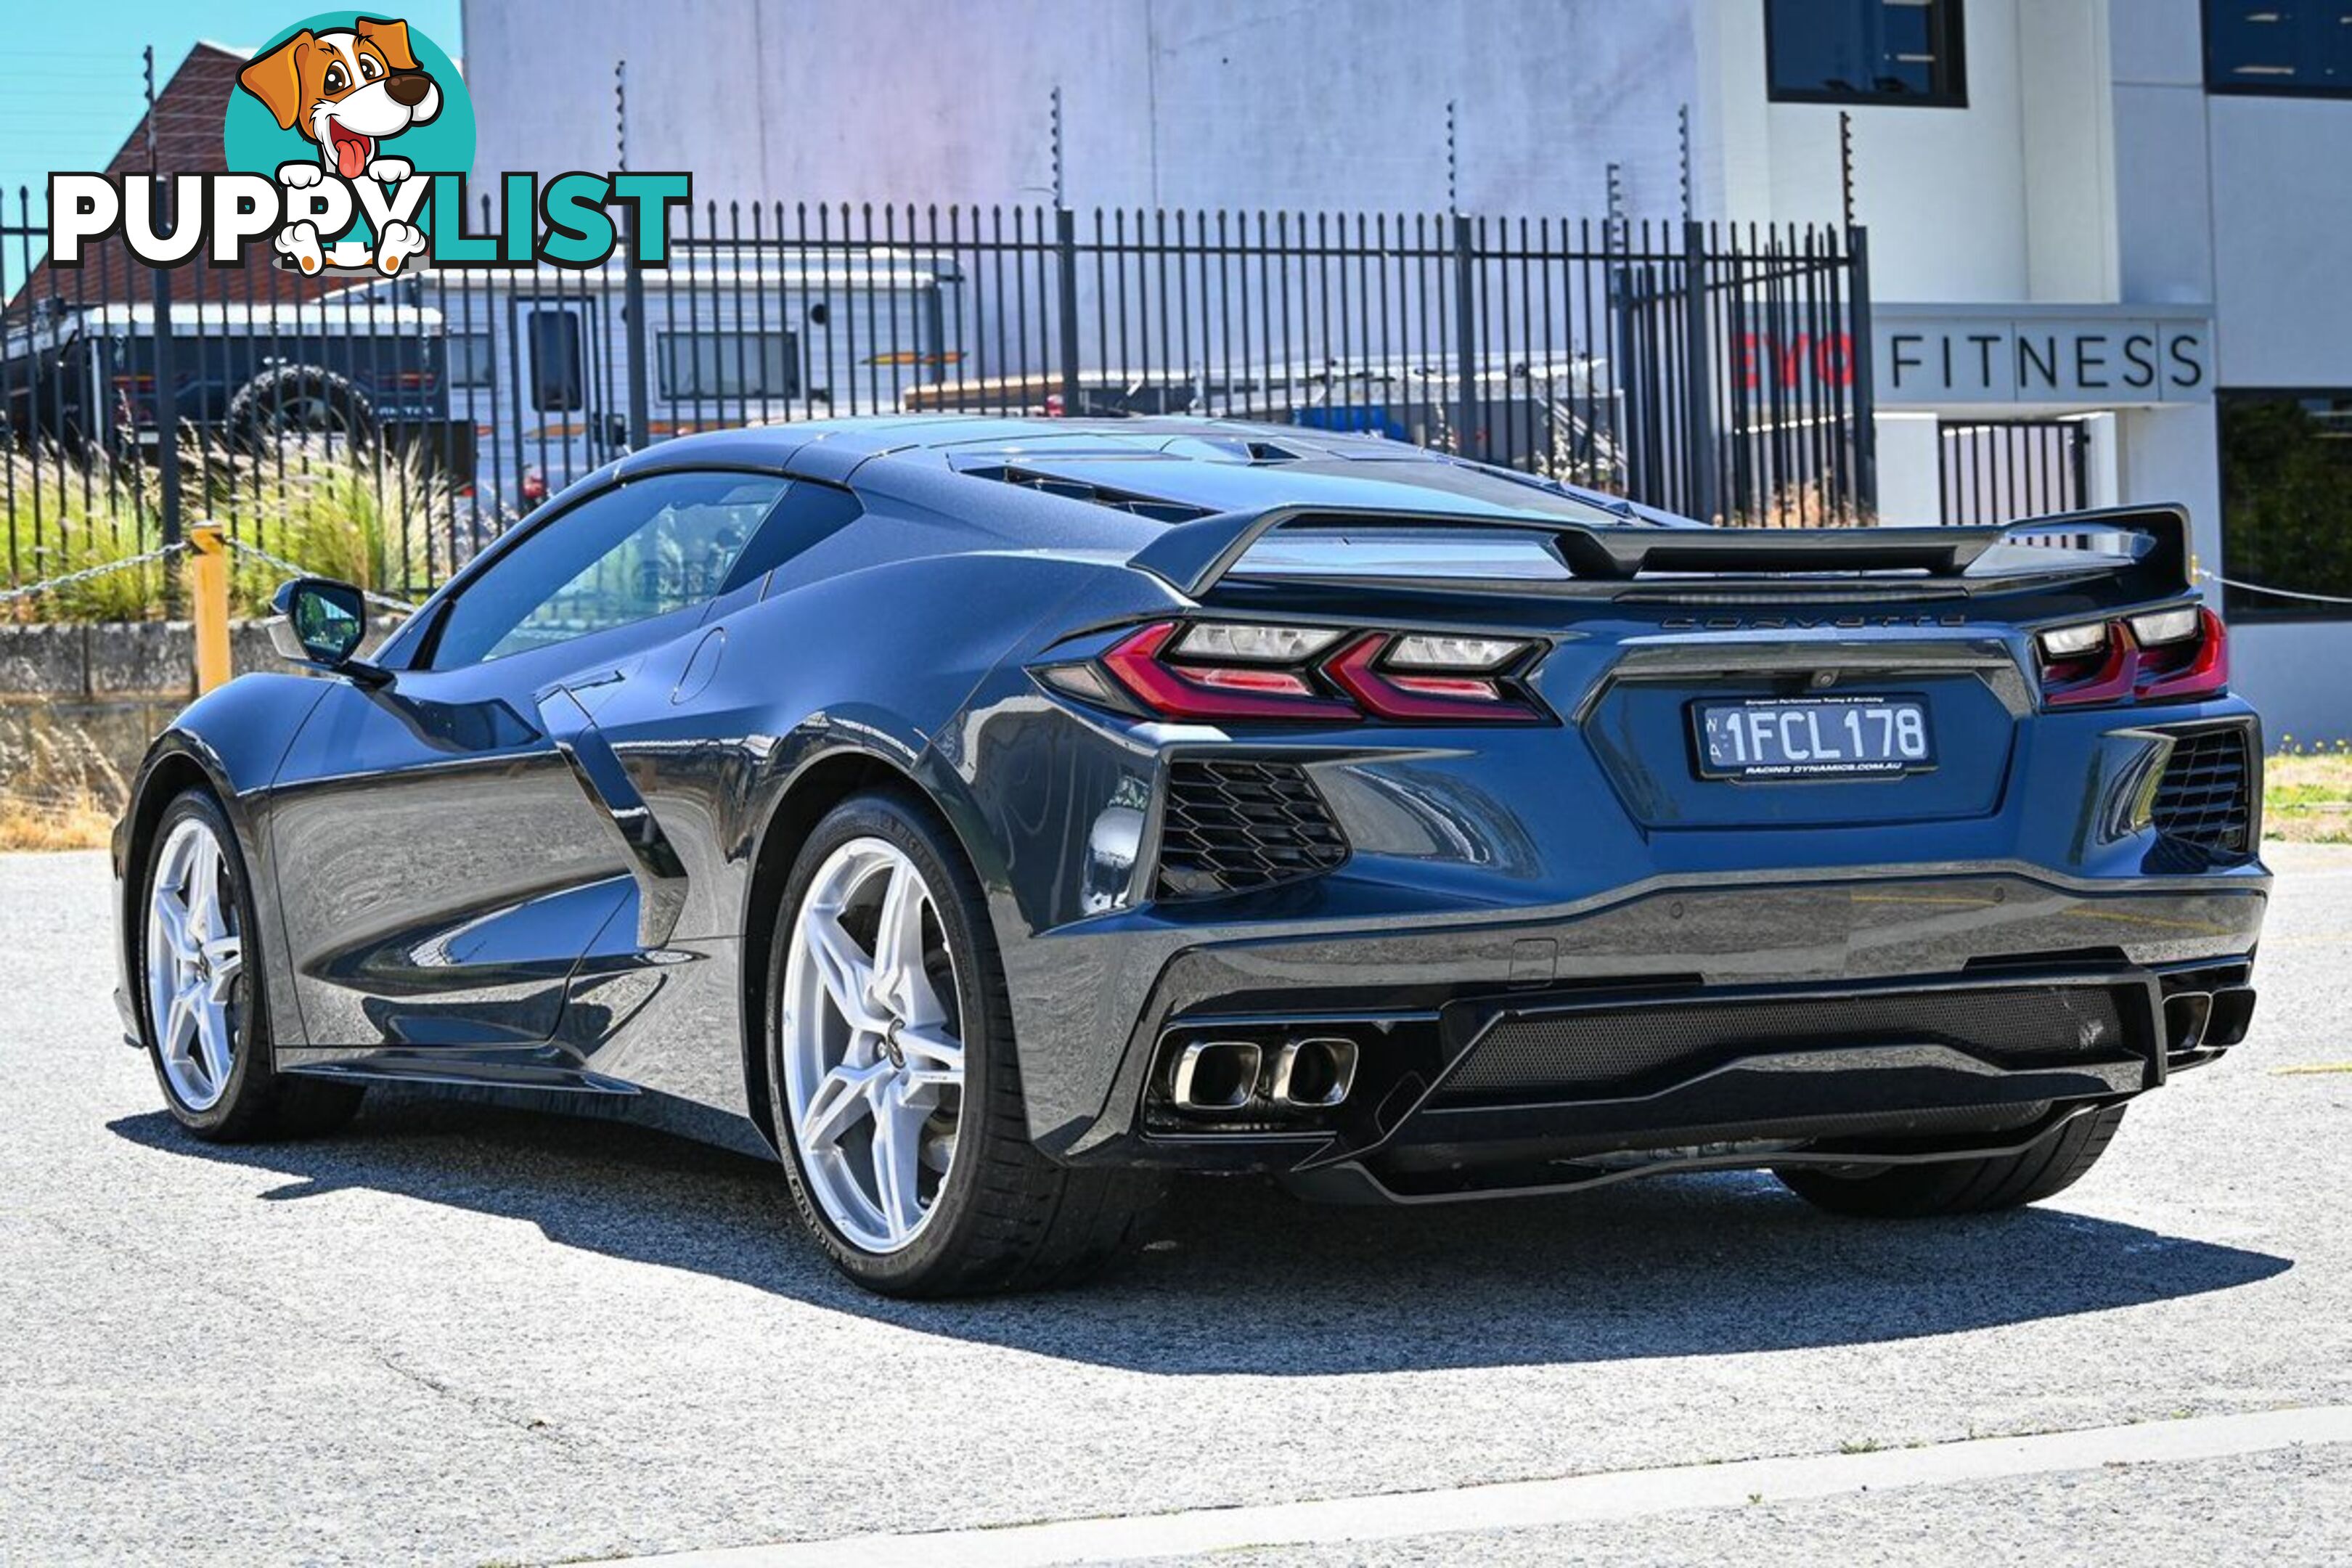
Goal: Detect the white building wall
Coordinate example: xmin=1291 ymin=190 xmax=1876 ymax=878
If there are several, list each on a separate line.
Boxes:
xmin=459 ymin=0 xmax=2352 ymax=738
xmin=463 ymin=0 xmax=1704 ymax=219
xmin=1699 ymin=0 xmax=2115 ymax=305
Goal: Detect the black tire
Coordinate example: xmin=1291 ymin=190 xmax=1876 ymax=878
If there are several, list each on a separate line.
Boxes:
xmin=136 ymin=789 xmax=364 ymax=1142
xmin=1773 ymin=1105 xmax=2128 ymax=1219
xmin=764 ymin=789 xmax=1161 ymax=1297
xmin=226 ymin=364 xmax=376 ymax=450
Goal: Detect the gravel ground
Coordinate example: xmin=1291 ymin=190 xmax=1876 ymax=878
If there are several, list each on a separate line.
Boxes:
xmin=4 ymin=845 xmax=2348 ymax=1566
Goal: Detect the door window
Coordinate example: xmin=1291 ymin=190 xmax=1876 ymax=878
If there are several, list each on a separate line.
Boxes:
xmin=430 ymin=471 xmax=789 ymax=666
xmin=527 ymin=309 xmax=585 ymax=412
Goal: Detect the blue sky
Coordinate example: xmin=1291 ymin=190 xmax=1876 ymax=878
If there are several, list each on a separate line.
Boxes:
xmin=0 ymin=0 xmax=464 ymax=232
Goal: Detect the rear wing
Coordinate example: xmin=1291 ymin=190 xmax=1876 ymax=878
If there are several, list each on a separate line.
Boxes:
xmin=1129 ymin=502 xmax=2192 ymax=605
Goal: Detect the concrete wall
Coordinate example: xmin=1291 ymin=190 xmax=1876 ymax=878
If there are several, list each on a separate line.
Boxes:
xmin=464 ymin=0 xmax=1705 ymax=217
xmin=0 ymin=620 xmax=397 ymax=703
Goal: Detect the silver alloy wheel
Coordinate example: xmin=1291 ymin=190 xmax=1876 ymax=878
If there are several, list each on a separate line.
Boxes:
xmin=145 ymin=816 xmax=245 ymax=1112
xmin=780 ymin=837 xmax=966 ymax=1254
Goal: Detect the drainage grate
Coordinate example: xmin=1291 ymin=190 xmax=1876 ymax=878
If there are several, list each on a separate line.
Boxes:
xmin=1155 ymin=759 xmax=1350 ymax=898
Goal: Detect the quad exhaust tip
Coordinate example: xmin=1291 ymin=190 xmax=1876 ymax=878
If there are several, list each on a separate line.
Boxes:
xmin=1273 ymin=1036 xmax=1359 ymax=1108
xmin=1169 ymin=1034 xmax=1360 ymax=1113
xmin=1172 ymin=1040 xmax=1262 ymax=1111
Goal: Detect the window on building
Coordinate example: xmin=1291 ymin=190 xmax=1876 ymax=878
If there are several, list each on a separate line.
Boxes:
xmin=526 ymin=309 xmax=584 ymax=412
xmin=2216 ymin=391 xmax=2352 ymax=621
xmin=444 ymin=330 xmax=494 ymax=389
xmin=656 ymin=330 xmax=801 ymax=401
xmin=2204 ymin=4 xmax=2352 ymax=97
xmin=1765 ymin=0 xmax=1967 ymax=106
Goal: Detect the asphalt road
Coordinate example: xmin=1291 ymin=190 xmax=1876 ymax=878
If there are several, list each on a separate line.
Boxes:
xmin=4 ymin=845 xmax=2351 ymax=1567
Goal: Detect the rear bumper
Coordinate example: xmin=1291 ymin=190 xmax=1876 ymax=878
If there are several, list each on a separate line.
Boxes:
xmin=1043 ymin=866 xmax=2265 ymax=1199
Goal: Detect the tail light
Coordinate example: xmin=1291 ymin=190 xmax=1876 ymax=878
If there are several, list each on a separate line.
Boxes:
xmin=2039 ymin=606 xmax=2228 ymax=708
xmin=1050 ymin=620 xmax=1548 ymax=724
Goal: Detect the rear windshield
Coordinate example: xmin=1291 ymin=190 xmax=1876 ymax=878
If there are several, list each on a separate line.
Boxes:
xmin=1233 ymin=526 xmax=1574 ymax=582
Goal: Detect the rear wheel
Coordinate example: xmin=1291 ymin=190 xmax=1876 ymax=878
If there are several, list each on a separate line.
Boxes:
xmin=766 ymin=791 xmax=1159 ymax=1297
xmin=1773 ymin=1106 xmax=2127 ymax=1218
xmin=139 ymin=790 xmax=363 ymax=1140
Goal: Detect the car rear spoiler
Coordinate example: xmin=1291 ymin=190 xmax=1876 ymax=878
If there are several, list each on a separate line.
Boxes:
xmin=1128 ymin=502 xmax=2194 ymax=603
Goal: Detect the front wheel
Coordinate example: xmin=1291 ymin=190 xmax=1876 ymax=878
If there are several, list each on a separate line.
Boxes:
xmin=766 ymin=791 xmax=1159 ymax=1297
xmin=139 ymin=789 xmax=363 ymax=1140
xmin=1773 ymin=1106 xmax=2128 ymax=1218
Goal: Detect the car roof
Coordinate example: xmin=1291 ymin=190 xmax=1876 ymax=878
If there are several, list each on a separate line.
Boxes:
xmin=618 ymin=415 xmax=1653 ymax=529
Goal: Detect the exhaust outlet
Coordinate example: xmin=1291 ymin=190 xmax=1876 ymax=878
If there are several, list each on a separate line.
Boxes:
xmin=1272 ymin=1036 xmax=1359 ymax=1108
xmin=2164 ymin=992 xmax=2213 ymax=1055
xmin=1172 ymin=1040 xmax=1262 ymax=1111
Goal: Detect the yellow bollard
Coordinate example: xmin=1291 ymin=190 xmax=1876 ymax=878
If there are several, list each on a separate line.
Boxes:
xmin=189 ymin=523 xmax=231 ymax=694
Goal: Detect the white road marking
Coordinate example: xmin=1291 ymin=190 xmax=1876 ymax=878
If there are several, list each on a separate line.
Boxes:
xmin=577 ymin=1405 xmax=2352 ymax=1567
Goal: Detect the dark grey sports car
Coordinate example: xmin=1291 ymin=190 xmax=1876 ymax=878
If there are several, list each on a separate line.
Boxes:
xmin=114 ymin=417 xmax=2267 ymax=1296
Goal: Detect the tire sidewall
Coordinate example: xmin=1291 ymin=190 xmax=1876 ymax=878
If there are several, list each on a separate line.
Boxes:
xmin=137 ymin=790 xmax=270 ymax=1134
xmin=764 ymin=791 xmax=1008 ymax=1291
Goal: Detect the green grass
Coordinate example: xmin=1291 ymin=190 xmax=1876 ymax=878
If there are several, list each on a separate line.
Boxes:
xmin=4 ymin=438 xmax=467 ymax=621
xmin=2266 ymin=739 xmax=2352 ymax=845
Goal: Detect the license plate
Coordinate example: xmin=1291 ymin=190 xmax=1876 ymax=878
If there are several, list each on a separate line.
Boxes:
xmin=1693 ymin=695 xmax=1935 ymax=780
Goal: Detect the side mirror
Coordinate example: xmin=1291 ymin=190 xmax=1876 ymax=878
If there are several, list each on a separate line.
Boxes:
xmin=269 ymin=578 xmax=388 ymax=683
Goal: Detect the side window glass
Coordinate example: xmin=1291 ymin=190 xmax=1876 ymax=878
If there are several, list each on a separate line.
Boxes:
xmin=721 ymin=480 xmax=865 ymax=592
xmin=430 ymin=472 xmax=788 ymax=667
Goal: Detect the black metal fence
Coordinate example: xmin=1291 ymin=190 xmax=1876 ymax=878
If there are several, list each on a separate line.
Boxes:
xmin=1939 ymin=417 xmax=2088 ymax=527
xmin=3 ymin=195 xmax=1875 ymax=608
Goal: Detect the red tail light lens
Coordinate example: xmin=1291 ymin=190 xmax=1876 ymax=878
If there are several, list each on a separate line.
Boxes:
xmin=1326 ymin=633 xmax=1544 ymax=721
xmin=1099 ymin=622 xmax=1358 ymax=721
xmin=1080 ymin=621 xmax=1547 ymax=724
xmin=2040 ymin=607 xmax=2228 ymax=708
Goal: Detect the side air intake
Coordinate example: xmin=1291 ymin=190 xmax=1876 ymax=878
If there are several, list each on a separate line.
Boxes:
xmin=2152 ymin=726 xmax=2255 ymax=857
xmin=1155 ymin=759 xmax=1349 ymax=899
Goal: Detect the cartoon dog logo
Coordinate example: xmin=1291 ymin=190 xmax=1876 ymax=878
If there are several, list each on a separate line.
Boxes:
xmin=237 ymin=17 xmax=442 ymax=274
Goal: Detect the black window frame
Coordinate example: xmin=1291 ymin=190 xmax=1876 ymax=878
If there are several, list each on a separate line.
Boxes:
xmin=2215 ymin=388 xmax=2352 ymax=624
xmin=1763 ymin=0 xmax=1970 ymax=109
xmin=2202 ymin=2 xmax=2352 ymax=99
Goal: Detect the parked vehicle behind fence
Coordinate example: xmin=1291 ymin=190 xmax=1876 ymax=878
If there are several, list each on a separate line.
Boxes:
xmin=0 ymin=296 xmax=457 ymax=460
xmin=349 ymin=251 xmax=964 ymax=514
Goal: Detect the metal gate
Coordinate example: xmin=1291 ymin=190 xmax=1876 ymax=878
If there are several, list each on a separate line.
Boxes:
xmin=1939 ymin=418 xmax=2088 ymax=526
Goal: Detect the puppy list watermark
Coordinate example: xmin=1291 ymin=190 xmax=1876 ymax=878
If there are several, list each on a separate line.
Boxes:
xmin=44 ymin=12 xmax=689 ymax=276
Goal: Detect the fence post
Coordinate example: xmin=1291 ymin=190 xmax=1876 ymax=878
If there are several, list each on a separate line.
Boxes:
xmin=1681 ymin=220 xmax=1719 ymax=525
xmin=150 ymin=195 xmax=184 ymax=608
xmin=1054 ymin=206 xmax=1082 ymax=415
xmin=624 ymin=226 xmax=651 ymax=450
xmin=189 ymin=522 xmax=229 ymax=693
xmin=1846 ymin=224 xmax=1879 ymax=521
xmin=1450 ymin=212 xmax=1478 ymax=458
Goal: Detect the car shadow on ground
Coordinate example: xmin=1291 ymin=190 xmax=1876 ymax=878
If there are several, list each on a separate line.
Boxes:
xmin=110 ymin=1093 xmax=2291 ymax=1376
